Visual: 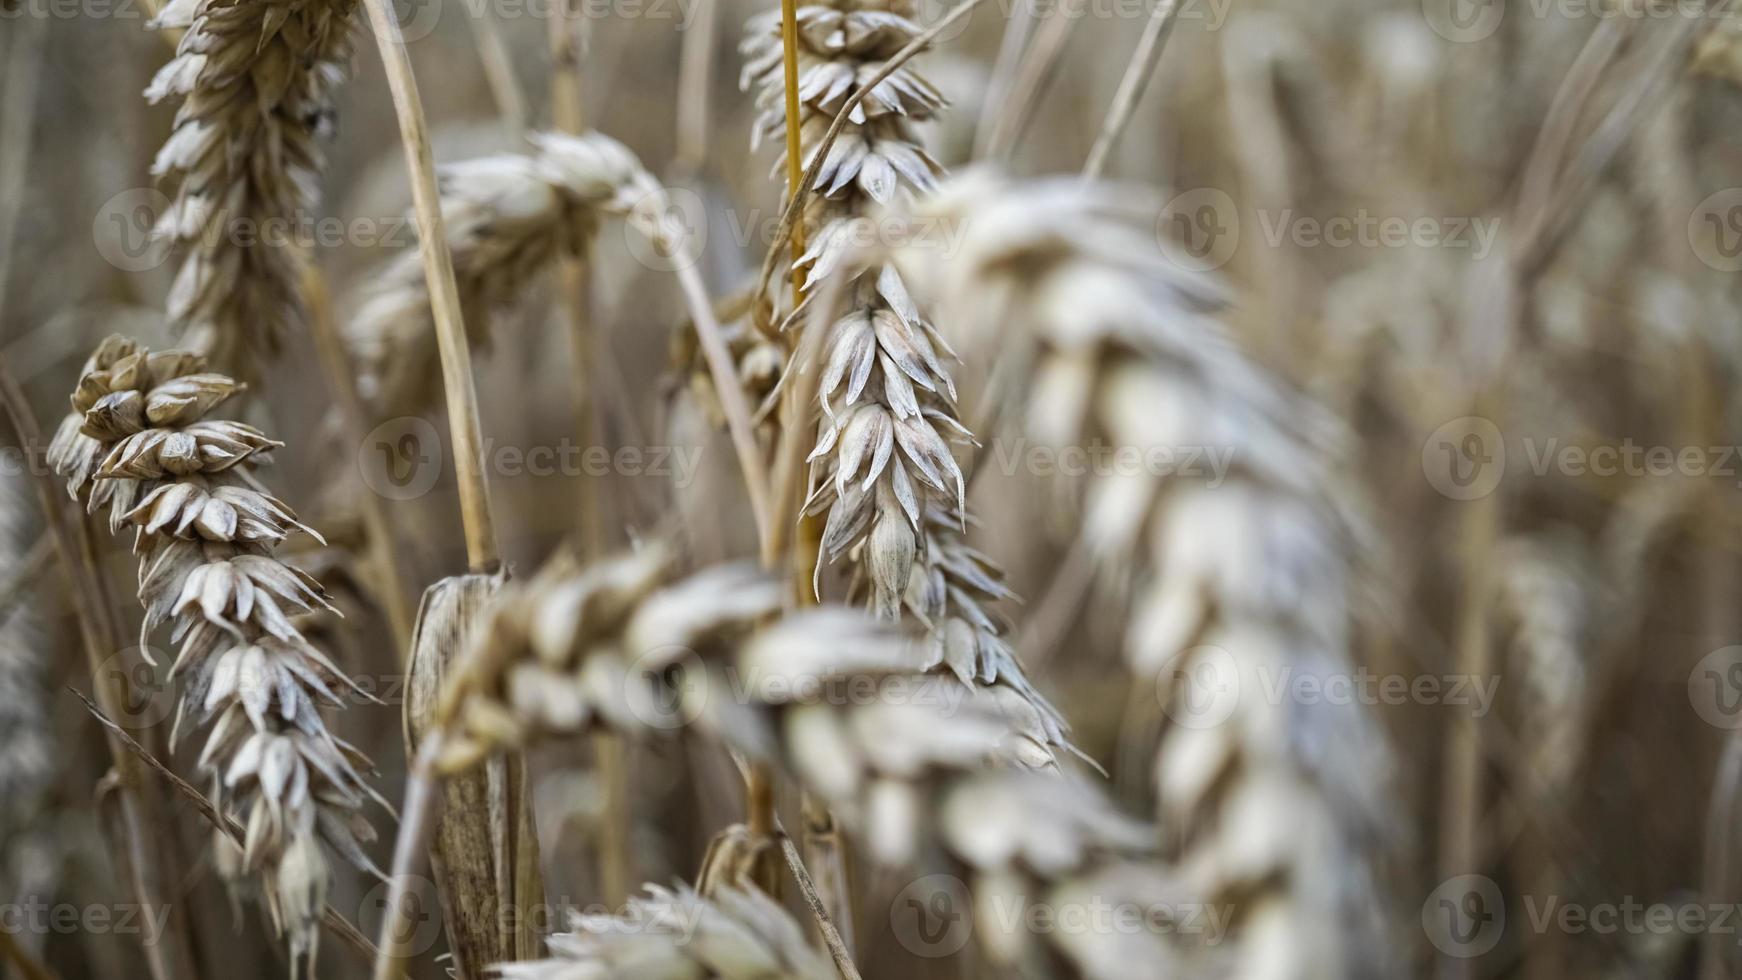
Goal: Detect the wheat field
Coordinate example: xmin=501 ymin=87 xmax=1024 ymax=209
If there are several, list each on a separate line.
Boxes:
xmin=2 ymin=0 xmax=1741 ymax=977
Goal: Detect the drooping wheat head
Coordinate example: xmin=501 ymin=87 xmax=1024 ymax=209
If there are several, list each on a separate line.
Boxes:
xmin=442 ymin=546 xmax=1169 ymax=977
xmin=348 ymin=131 xmax=663 ymax=418
xmin=45 ymin=334 xmax=382 ymax=969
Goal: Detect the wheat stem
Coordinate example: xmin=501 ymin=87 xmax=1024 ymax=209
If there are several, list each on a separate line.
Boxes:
xmin=1081 ymin=0 xmax=1181 ymax=180
xmin=982 ymin=0 xmax=1079 ymax=160
xmin=778 ymin=0 xmax=807 ymax=310
xmin=372 ymin=738 xmax=446 ymax=980
xmin=0 ymin=928 xmax=59 ymax=980
xmin=362 ymin=0 xmax=499 ymax=571
xmin=778 ymin=832 xmax=863 ymax=980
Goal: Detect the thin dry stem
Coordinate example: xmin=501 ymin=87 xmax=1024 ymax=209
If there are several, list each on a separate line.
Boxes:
xmin=1082 ymin=0 xmax=1182 ymax=180
xmin=361 ymin=0 xmax=499 ymax=570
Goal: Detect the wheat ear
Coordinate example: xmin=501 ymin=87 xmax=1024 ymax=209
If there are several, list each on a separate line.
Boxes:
xmin=743 ymin=0 xmax=1072 ymax=764
xmin=46 ymin=335 xmax=384 ymax=970
xmin=436 ymin=546 xmax=1172 ymax=978
xmin=348 ymin=132 xmax=662 ymax=419
xmin=145 ymin=0 xmax=356 ymax=376
xmin=871 ymin=174 xmax=1397 ymax=979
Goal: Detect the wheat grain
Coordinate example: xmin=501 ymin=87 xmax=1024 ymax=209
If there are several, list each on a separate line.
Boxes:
xmin=45 ymin=334 xmax=383 ymax=970
xmin=145 ymin=0 xmax=357 ymax=376
xmin=441 ymin=546 xmax=1168 ymax=977
xmin=348 ymin=131 xmax=661 ymax=418
xmin=742 ymin=0 xmax=1071 ymax=763
xmin=867 ymin=173 xmax=1396 ymax=980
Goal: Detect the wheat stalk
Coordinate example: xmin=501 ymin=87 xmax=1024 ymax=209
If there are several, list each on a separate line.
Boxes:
xmin=868 ymin=174 xmax=1396 ymax=979
xmin=46 ymin=335 xmax=383 ymax=971
xmin=145 ymin=0 xmax=357 ymax=376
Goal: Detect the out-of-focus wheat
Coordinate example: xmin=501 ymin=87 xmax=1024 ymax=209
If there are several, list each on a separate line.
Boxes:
xmin=46 ymin=334 xmax=382 ymax=969
xmin=145 ymin=0 xmax=357 ymax=376
xmin=348 ymin=131 xmax=662 ymax=418
xmin=497 ymin=883 xmax=836 ymax=980
xmin=869 ymin=173 xmax=1395 ymax=980
xmin=442 ymin=546 xmax=1170 ymax=977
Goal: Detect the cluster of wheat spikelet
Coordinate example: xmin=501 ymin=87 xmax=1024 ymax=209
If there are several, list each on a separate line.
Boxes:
xmin=854 ymin=173 xmax=1394 ymax=979
xmin=348 ymin=131 xmax=664 ymax=417
xmin=740 ymin=0 xmax=1072 ymax=763
xmin=45 ymin=335 xmax=381 ymax=969
xmin=145 ymin=0 xmax=357 ymax=375
xmin=428 ymin=544 xmax=1182 ymax=977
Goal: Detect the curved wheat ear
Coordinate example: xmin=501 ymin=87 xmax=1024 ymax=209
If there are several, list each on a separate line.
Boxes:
xmin=742 ymin=0 xmax=1071 ymax=762
xmin=864 ymin=173 xmax=1396 ymax=980
xmin=443 ymin=547 xmax=1169 ymax=976
xmin=45 ymin=335 xmax=383 ymax=970
xmin=498 ymin=883 xmax=835 ymax=980
xmin=145 ymin=0 xmax=356 ymax=377
xmin=348 ymin=131 xmax=660 ymax=418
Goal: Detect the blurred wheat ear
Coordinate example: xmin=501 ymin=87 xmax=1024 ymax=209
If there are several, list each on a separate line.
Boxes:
xmin=405 ymin=570 xmax=544 ymax=975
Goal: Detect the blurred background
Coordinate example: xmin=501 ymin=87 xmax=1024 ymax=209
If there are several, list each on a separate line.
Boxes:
xmin=7 ymin=0 xmax=1742 ymax=976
